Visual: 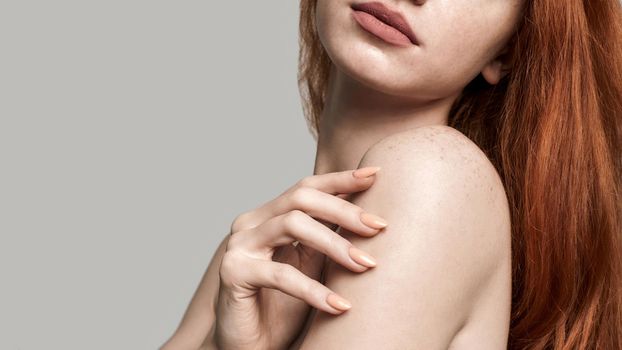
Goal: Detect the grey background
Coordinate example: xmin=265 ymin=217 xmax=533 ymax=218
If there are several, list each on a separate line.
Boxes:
xmin=0 ymin=1 xmax=315 ymax=349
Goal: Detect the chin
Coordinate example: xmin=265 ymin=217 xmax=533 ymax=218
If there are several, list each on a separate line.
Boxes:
xmin=334 ymin=52 xmax=423 ymax=97
xmin=350 ymin=67 xmax=411 ymax=95
xmin=321 ymin=33 xmax=427 ymax=98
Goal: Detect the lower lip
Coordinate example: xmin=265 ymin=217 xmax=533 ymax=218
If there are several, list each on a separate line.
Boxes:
xmin=351 ymin=9 xmax=413 ymax=47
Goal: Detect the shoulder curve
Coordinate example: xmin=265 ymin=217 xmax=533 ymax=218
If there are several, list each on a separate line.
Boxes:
xmin=355 ymin=123 xmax=512 ymax=274
xmin=362 ymin=125 xmax=493 ymax=171
xmin=301 ymin=125 xmax=511 ymax=350
xmin=298 ymin=125 xmax=513 ymax=348
xmin=359 ymin=124 xmax=509 ymax=214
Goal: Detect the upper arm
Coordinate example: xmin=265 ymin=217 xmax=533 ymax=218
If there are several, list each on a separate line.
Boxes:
xmin=298 ymin=125 xmax=512 ymax=350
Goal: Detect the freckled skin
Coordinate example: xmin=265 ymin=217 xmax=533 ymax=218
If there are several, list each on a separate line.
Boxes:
xmin=296 ymin=0 xmax=523 ymax=341
xmin=293 ymin=125 xmax=512 ymax=349
xmin=162 ymin=0 xmax=523 ymax=348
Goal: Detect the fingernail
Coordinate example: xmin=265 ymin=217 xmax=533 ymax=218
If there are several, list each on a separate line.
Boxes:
xmin=360 ymin=211 xmax=388 ymax=229
xmin=352 ymin=166 xmax=381 ymax=178
xmin=326 ymin=293 xmax=352 ymax=311
xmin=349 ymin=246 xmax=377 ymax=267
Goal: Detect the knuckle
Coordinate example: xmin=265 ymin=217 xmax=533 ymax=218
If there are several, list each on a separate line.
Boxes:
xmin=272 ymin=263 xmax=294 ymax=286
xmin=296 ymin=175 xmax=314 ymax=188
xmin=288 ymin=186 xmax=313 ymax=209
xmin=301 ymin=279 xmax=319 ymax=300
xmin=230 ymin=212 xmax=251 ymax=233
xmin=327 ymin=230 xmax=342 ymax=250
xmin=283 ymin=209 xmax=306 ymax=230
xmin=219 ymin=252 xmax=243 ymax=288
xmin=225 ymin=229 xmax=247 ymax=252
xmin=338 ymin=198 xmax=354 ymax=214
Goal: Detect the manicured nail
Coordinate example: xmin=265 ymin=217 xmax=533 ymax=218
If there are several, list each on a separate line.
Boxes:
xmin=360 ymin=211 xmax=388 ymax=229
xmin=349 ymin=246 xmax=377 ymax=267
xmin=326 ymin=293 xmax=352 ymax=311
xmin=352 ymin=166 xmax=381 ymax=178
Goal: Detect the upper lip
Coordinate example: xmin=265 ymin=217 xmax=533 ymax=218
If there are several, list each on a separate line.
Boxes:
xmin=351 ymin=1 xmax=418 ymax=45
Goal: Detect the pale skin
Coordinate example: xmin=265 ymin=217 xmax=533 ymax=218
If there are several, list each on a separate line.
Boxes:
xmin=161 ymin=0 xmax=524 ymax=349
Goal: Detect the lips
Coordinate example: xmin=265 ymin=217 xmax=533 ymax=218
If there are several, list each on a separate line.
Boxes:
xmin=351 ymin=1 xmax=418 ymax=46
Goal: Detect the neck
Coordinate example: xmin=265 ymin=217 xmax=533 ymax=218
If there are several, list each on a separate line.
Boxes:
xmin=313 ymin=64 xmax=460 ymax=176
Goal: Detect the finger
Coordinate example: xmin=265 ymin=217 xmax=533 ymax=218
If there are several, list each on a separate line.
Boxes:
xmin=280 ymin=186 xmax=389 ymax=237
xmin=296 ymin=166 xmax=381 ymax=195
xmin=233 ymin=210 xmax=378 ymax=273
xmin=235 ymin=167 xmax=383 ymax=234
xmin=245 ymin=257 xmax=353 ymax=314
xmin=248 ymin=186 xmax=387 ymax=238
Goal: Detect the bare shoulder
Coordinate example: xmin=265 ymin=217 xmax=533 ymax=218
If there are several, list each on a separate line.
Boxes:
xmin=366 ymin=123 xmax=512 ymax=274
xmin=297 ymin=124 xmax=512 ymax=349
xmin=359 ymin=123 xmax=511 ymax=242
xmin=371 ymin=122 xmax=510 ymax=243
xmin=374 ymin=124 xmax=507 ymax=215
xmin=364 ymin=124 xmax=507 ymax=194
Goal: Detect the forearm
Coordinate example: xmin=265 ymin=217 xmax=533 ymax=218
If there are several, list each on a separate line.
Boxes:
xmin=161 ymin=234 xmax=230 ymax=349
xmin=198 ymin=323 xmax=218 ymax=350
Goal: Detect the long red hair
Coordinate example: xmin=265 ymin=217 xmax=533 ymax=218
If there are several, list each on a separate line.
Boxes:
xmin=298 ymin=0 xmax=622 ymax=348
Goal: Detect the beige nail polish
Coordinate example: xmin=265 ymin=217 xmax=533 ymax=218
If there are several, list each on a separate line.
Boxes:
xmin=360 ymin=211 xmax=388 ymax=229
xmin=349 ymin=246 xmax=377 ymax=267
xmin=326 ymin=293 xmax=352 ymax=311
xmin=352 ymin=166 xmax=381 ymax=178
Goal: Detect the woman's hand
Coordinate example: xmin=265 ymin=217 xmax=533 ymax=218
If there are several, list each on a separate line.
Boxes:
xmin=212 ymin=166 xmax=388 ymax=350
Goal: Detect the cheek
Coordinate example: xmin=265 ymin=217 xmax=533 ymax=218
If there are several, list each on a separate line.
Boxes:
xmin=423 ymin=2 xmax=521 ymax=80
xmin=417 ymin=11 xmax=511 ymax=91
xmin=424 ymin=28 xmax=490 ymax=84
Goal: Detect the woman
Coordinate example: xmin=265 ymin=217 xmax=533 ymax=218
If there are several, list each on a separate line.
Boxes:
xmin=162 ymin=0 xmax=622 ymax=349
